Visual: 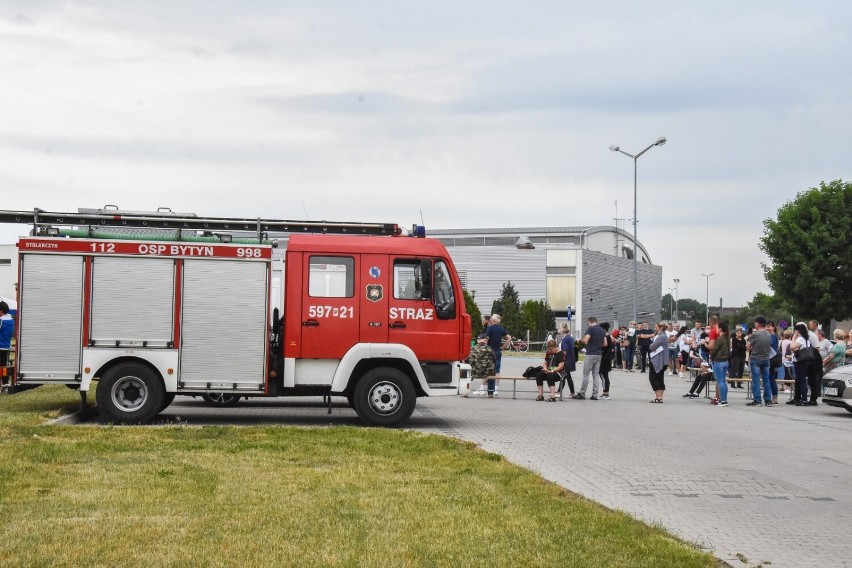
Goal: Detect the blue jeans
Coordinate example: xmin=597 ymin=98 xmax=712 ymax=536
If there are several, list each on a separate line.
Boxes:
xmin=750 ymin=358 xmax=771 ymax=402
xmin=624 ymin=346 xmax=635 ymax=370
xmin=713 ymin=361 xmax=729 ymax=402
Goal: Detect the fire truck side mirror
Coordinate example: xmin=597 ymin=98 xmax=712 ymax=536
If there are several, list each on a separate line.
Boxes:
xmin=419 ymin=258 xmax=433 ymax=300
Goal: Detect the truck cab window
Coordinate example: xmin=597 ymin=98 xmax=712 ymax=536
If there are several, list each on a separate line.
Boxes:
xmin=308 ymin=256 xmax=354 ymax=298
xmin=394 ymin=260 xmax=429 ymax=300
xmin=433 ymin=260 xmax=455 ymax=319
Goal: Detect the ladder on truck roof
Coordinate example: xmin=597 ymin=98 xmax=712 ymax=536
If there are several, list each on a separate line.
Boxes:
xmin=0 ymin=206 xmax=401 ymax=241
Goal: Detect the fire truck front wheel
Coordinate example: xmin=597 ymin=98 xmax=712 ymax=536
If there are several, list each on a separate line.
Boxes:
xmin=96 ymin=362 xmax=165 ymax=424
xmin=352 ymin=367 xmax=416 ymax=427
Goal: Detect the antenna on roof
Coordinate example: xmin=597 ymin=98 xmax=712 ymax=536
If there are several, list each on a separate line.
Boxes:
xmin=419 ymin=209 xmax=425 ymax=226
xmin=301 ymin=201 xmax=309 ymax=219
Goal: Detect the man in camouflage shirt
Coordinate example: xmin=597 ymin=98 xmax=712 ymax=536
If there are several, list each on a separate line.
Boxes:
xmin=470 ymin=334 xmax=496 ymax=396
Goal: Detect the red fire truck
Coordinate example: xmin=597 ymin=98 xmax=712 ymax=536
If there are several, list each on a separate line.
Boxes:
xmin=0 ymin=208 xmax=472 ymax=426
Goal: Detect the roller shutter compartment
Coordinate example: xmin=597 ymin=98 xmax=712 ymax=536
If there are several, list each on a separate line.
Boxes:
xmin=90 ymin=257 xmax=175 ymax=347
xmin=18 ymin=254 xmax=84 ymax=382
xmin=180 ymin=259 xmax=268 ymax=391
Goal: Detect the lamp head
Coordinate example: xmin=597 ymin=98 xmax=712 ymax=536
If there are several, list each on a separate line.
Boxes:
xmin=654 ymin=136 xmax=667 ymax=146
xmin=608 ymin=145 xmax=619 ymax=152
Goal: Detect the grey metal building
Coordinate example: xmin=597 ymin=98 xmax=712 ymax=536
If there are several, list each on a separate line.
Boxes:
xmin=430 ymin=226 xmax=663 ymax=334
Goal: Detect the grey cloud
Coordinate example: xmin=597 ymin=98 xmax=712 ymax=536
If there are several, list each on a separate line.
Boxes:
xmin=257 ymin=91 xmax=432 ymax=115
xmin=0 ymin=132 xmax=312 ymax=165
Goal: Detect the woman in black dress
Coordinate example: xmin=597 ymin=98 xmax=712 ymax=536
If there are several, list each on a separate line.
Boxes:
xmin=599 ymin=322 xmax=613 ymax=400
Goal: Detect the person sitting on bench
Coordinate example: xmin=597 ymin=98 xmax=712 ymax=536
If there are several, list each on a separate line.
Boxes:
xmin=683 ymin=362 xmax=712 ymax=399
xmin=536 ymin=340 xmax=565 ymax=402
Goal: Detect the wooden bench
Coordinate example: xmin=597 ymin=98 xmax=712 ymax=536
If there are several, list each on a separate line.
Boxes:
xmin=468 ymin=376 xmax=567 ymax=400
xmin=703 ymin=377 xmax=796 ymax=400
xmin=686 ymin=367 xmax=702 ymax=380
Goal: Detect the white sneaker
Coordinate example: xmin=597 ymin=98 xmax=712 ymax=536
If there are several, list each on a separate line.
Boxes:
xmin=599 ymin=394 xmax=611 ymax=400
xmin=473 ymin=386 xmax=486 ymax=396
xmin=679 ymin=372 xmax=685 ymax=378
xmin=493 ymin=389 xmax=499 ymax=397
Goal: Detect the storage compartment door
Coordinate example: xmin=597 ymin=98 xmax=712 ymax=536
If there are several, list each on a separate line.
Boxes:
xmin=18 ymin=254 xmax=84 ymax=382
xmin=180 ymin=259 xmax=268 ymax=391
xmin=90 ymin=257 xmax=174 ymax=347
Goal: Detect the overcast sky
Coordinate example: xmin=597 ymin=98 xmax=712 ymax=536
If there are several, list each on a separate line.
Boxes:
xmin=1 ymin=1 xmax=849 ymax=307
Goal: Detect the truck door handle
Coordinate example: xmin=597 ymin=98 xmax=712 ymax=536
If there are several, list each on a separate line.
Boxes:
xmin=389 ymin=321 xmax=406 ymax=329
xmin=302 ymin=319 xmax=320 ymax=327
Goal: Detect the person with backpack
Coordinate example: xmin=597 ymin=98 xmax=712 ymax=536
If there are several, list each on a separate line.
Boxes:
xmin=469 ymin=334 xmax=497 ymax=397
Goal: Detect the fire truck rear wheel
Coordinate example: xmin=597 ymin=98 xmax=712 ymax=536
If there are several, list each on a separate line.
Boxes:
xmin=200 ymin=393 xmax=242 ymax=407
xmin=352 ymin=367 xmax=416 ymax=427
xmin=96 ymin=362 xmax=165 ymax=424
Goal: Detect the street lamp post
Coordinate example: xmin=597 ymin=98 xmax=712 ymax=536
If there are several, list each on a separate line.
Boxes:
xmin=701 ymin=273 xmax=714 ymax=324
xmin=673 ymin=278 xmax=680 ymax=324
xmin=667 ymin=287 xmax=674 ymax=321
xmin=609 ymin=136 xmax=667 ymax=323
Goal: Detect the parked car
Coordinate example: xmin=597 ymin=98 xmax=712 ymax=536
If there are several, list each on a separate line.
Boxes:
xmin=822 ymin=364 xmax=852 ymax=413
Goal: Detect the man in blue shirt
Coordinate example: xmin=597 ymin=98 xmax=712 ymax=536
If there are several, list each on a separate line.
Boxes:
xmin=574 ymin=316 xmax=605 ymax=400
xmin=0 ymin=301 xmax=14 ymax=373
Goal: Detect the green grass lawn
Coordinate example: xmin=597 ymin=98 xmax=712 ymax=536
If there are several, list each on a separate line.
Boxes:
xmin=0 ymin=386 xmax=716 ymax=567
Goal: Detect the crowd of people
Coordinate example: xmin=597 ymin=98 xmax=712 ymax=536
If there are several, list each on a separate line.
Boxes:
xmin=469 ymin=312 xmax=852 ymax=406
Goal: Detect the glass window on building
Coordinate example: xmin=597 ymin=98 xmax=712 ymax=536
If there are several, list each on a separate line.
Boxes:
xmin=546 ymin=249 xmax=577 ymax=268
xmin=547 ymin=276 xmax=576 ymax=311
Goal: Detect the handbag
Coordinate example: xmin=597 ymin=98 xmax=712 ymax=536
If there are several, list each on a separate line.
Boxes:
xmin=796 ymin=345 xmax=816 ymax=364
xmin=769 ymin=352 xmax=782 ymax=369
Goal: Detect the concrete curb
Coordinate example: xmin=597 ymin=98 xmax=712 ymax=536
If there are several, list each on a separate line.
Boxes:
xmin=47 ymin=405 xmax=99 ymax=425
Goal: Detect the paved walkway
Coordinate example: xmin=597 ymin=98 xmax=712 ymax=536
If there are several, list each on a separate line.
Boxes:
xmin=156 ymin=356 xmax=852 ymax=568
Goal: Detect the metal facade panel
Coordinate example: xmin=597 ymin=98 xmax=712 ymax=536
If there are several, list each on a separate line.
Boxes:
xmin=579 ymin=249 xmax=662 ymax=329
xmin=18 ymin=254 xmax=83 ymax=379
xmin=444 ymin=246 xmax=546 ymax=315
xmin=180 ymin=260 xmax=268 ymax=389
xmin=90 ymin=257 xmax=174 ymax=345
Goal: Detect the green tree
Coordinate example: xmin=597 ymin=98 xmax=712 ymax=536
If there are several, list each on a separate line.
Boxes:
xmin=661 ymin=293 xmax=674 ymax=320
xmin=463 ymin=289 xmax=483 ymax=336
xmin=673 ymin=298 xmax=707 ymax=324
xmin=729 ymin=292 xmax=790 ymax=329
xmin=760 ymin=179 xmax=852 ymax=326
xmin=520 ymin=299 xmax=556 ymax=340
xmin=491 ymin=282 xmax=523 ymax=336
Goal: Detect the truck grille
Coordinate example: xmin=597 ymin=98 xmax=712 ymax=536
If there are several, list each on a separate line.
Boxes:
xmin=822 ymin=378 xmax=846 ymax=397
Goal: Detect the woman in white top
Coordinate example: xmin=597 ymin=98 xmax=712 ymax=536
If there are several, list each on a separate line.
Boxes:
xmin=780 ymin=329 xmax=794 ymax=392
xmin=790 ymin=323 xmax=811 ymax=406
xmin=677 ymin=333 xmax=692 ymax=378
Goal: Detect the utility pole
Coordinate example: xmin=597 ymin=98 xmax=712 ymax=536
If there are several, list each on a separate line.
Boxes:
xmin=701 ymin=273 xmax=714 ymax=324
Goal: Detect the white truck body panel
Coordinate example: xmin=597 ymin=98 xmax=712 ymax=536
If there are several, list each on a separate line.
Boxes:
xmin=81 ymin=348 xmax=180 ymax=392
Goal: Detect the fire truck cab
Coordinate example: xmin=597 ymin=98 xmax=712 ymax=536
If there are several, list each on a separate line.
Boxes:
xmin=3 ymin=208 xmax=472 ymax=426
